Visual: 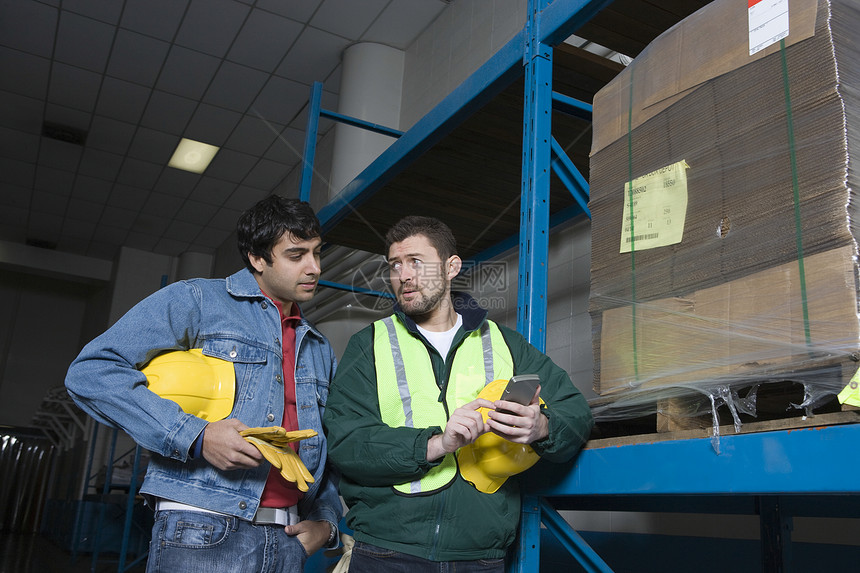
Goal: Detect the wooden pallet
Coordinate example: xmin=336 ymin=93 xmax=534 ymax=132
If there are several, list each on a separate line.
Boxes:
xmin=586 ymin=361 xmax=860 ymax=447
xmin=587 ymin=407 xmax=860 ymax=449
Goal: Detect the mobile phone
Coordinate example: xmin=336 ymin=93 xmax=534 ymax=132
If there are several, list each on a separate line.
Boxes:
xmin=498 ymin=374 xmax=540 ymax=413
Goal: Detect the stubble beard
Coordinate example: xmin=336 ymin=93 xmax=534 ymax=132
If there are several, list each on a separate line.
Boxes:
xmin=399 ymin=278 xmax=448 ymax=320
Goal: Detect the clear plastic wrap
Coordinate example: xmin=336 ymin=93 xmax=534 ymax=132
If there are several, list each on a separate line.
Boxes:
xmin=585 ymin=0 xmax=860 ymax=438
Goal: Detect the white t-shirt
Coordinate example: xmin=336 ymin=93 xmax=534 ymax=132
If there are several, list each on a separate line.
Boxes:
xmin=417 ymin=314 xmax=463 ymax=359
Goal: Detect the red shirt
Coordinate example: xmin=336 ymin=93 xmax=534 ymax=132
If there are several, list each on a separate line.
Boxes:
xmin=259 ymin=296 xmax=303 ymax=508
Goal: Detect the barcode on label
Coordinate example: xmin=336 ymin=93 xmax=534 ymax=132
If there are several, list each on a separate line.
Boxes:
xmin=625 ymin=233 xmax=660 ymax=243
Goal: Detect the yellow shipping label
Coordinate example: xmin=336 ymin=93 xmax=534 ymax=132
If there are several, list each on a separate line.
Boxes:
xmin=620 ymin=160 xmax=690 ymax=254
xmin=837 ymin=368 xmax=860 ymax=407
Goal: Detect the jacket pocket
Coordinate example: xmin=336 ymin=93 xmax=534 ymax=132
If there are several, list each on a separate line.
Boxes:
xmin=202 ymin=338 xmax=269 ymax=402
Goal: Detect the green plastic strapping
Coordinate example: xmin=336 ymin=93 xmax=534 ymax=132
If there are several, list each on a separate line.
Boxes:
xmin=626 ymin=66 xmax=639 ymax=381
xmin=779 ymin=38 xmax=812 ymax=348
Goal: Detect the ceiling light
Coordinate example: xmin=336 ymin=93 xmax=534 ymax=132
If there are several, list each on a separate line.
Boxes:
xmin=168 ymin=138 xmax=219 ymax=173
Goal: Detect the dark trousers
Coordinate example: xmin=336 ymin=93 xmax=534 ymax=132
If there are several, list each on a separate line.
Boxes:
xmin=348 ymin=540 xmax=505 ymax=573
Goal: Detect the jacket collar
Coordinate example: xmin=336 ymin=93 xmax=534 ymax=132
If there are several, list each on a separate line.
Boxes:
xmin=226 ymin=268 xmax=325 ymax=339
xmin=226 ymin=268 xmax=266 ymax=299
xmin=394 ymin=291 xmax=488 ymax=334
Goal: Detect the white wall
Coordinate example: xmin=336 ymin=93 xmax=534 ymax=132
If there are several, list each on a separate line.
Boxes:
xmin=400 ymin=0 xmax=528 ymax=130
xmin=213 ymin=228 xmax=242 ymax=279
xmin=0 ymin=242 xmax=180 ymax=429
xmin=109 ymin=246 xmax=175 ymax=325
xmin=0 ymin=241 xmax=116 ymax=421
xmin=0 ymin=270 xmax=101 ymax=426
xmin=466 ymin=217 xmax=596 ymax=398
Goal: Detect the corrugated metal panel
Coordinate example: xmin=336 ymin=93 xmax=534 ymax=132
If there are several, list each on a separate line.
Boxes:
xmin=0 ymin=429 xmax=56 ymax=533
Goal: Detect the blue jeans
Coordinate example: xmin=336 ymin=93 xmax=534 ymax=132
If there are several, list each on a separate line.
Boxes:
xmin=348 ymin=541 xmax=505 ymax=573
xmin=146 ymin=510 xmax=308 ymax=573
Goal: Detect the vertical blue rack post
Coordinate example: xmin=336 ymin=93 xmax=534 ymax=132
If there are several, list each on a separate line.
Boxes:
xmin=514 ymin=1 xmax=612 ymax=572
xmin=300 ymin=82 xmax=324 ymax=203
xmin=517 ymin=0 xmax=552 ymax=350
xmin=514 ymin=2 xmax=553 ymax=569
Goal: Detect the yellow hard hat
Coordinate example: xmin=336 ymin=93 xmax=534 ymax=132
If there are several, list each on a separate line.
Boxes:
xmin=457 ymin=378 xmax=542 ymax=494
xmin=142 ymin=349 xmax=236 ymax=421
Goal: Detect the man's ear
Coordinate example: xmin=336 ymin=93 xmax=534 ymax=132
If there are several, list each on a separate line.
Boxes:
xmin=446 ymin=255 xmax=462 ymax=279
xmin=248 ymin=252 xmax=266 ymax=273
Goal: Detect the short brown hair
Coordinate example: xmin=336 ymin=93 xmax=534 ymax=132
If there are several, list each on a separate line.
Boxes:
xmin=385 ymin=216 xmax=457 ymax=260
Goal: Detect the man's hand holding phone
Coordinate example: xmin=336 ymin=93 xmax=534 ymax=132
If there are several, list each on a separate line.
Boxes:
xmin=487 ymin=375 xmax=548 ymax=444
xmin=426 ymin=397 xmax=495 ymax=461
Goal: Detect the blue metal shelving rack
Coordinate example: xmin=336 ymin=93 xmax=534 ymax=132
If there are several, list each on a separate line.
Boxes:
xmin=299 ymin=1 xmax=860 ymax=571
xmin=92 ymin=1 xmax=860 ymax=571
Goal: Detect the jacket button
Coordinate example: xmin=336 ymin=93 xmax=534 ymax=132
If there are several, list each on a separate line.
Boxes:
xmin=267 ymin=414 xmax=275 ymax=422
xmin=261 ymin=301 xmax=268 ymax=310
xmin=276 ymin=374 xmax=282 ymax=382
xmin=239 ymin=501 xmax=247 ymax=510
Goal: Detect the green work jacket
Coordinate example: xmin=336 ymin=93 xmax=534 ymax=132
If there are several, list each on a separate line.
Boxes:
xmin=324 ymin=292 xmax=594 ymax=561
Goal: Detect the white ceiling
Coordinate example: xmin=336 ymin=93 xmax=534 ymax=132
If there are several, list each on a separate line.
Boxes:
xmin=0 ymin=0 xmax=449 ymax=261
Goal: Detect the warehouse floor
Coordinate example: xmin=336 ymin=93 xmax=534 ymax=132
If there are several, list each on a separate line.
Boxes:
xmin=0 ymin=533 xmax=147 ymax=573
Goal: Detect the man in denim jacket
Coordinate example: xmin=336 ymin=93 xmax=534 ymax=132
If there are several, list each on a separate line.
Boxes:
xmin=65 ymin=196 xmax=340 ymax=573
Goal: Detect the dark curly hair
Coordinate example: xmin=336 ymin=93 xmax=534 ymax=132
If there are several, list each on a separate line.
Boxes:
xmin=384 ymin=216 xmax=457 ymax=260
xmin=237 ymin=195 xmax=321 ymax=272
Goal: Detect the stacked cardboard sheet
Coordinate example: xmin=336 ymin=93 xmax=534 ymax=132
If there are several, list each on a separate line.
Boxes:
xmin=588 ymin=0 xmax=860 ymax=395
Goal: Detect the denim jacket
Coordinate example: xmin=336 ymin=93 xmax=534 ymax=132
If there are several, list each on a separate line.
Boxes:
xmin=65 ymin=268 xmax=341 ymax=527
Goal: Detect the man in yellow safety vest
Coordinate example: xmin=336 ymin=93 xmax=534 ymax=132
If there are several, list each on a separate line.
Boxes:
xmin=324 ymin=215 xmax=594 ymax=571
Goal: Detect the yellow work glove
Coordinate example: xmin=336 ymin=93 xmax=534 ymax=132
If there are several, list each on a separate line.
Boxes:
xmin=241 ymin=426 xmax=317 ymax=446
xmin=240 ymin=427 xmax=317 ymax=492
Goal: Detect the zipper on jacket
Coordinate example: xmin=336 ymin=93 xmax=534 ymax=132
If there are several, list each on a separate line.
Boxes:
xmin=437 ymin=327 xmax=470 ymax=406
xmin=428 ymin=487 xmax=447 ymax=561
xmin=428 ymin=325 xmax=475 ymax=560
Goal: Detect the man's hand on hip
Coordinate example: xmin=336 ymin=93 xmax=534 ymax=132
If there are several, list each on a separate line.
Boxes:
xmin=285 ymin=519 xmax=331 ymax=555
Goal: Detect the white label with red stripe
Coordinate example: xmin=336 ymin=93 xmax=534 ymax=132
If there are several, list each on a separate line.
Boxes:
xmin=749 ymin=0 xmax=790 ymax=55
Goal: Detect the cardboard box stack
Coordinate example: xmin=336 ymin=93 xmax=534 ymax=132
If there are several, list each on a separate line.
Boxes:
xmin=588 ymin=0 xmax=860 ymax=395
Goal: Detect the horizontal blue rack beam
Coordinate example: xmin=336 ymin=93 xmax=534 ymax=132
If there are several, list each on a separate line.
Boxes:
xmin=526 ymin=423 xmax=860 ymax=496
xmin=319 ymin=108 xmax=404 ymax=138
xmin=551 ymin=90 xmax=592 ymax=120
xmin=317 ymin=279 xmax=394 ymax=299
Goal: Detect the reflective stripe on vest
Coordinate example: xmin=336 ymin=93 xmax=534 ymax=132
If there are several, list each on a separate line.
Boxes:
xmin=373 ymin=315 xmax=513 ymax=495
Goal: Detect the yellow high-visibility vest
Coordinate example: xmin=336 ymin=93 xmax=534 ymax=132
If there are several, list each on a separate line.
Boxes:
xmin=373 ymin=315 xmax=513 ymax=495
